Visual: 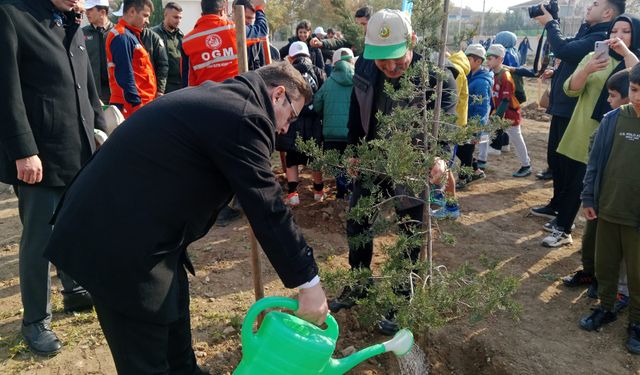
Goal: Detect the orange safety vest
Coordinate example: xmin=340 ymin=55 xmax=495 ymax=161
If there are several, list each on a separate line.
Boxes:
xmin=182 ymin=14 xmax=238 ymax=86
xmin=106 ymin=19 xmax=157 ymax=118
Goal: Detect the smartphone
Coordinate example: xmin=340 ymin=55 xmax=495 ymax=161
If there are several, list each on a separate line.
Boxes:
xmin=594 ymin=41 xmax=609 ymax=59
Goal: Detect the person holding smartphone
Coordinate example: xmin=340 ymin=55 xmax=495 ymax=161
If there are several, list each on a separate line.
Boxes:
xmin=542 ymin=14 xmax=640 ymax=248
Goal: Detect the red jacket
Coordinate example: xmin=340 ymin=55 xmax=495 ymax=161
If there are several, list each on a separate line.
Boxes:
xmin=491 ymin=68 xmax=521 ymax=126
xmin=182 ymin=14 xmax=238 ymax=86
xmin=106 ymin=19 xmax=157 ymax=118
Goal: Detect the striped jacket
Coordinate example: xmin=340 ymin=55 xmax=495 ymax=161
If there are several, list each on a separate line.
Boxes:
xmin=106 ymin=19 xmax=157 ymax=118
xmin=182 ymin=14 xmax=238 ymax=86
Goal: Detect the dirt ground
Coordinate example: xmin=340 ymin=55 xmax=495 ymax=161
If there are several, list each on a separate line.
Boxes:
xmin=1 ymin=115 xmax=640 ymax=374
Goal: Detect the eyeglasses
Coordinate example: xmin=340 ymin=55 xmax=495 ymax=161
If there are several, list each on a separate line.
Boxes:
xmin=284 ymin=92 xmax=300 ymax=123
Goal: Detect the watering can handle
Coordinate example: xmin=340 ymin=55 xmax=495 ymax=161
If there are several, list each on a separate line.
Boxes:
xmin=241 ymin=296 xmax=339 ymax=353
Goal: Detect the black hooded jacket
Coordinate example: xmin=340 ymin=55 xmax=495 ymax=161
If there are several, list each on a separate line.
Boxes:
xmin=591 ymin=14 xmax=640 ymax=122
xmin=275 ymin=56 xmax=326 ymax=151
xmin=545 ymin=20 xmax=611 ymax=118
xmin=279 ymin=35 xmax=325 ymax=70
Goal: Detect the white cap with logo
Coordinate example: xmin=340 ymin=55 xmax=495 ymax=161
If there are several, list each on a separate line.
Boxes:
xmin=314 ymin=26 xmax=327 ymax=37
xmin=288 ymin=41 xmax=310 ymax=58
xmin=85 ymin=0 xmax=110 ymax=10
xmin=364 ymin=9 xmax=412 ymax=60
xmin=332 ymin=48 xmax=355 ymax=64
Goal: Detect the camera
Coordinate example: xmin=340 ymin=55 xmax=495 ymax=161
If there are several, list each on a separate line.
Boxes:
xmin=528 ymin=0 xmax=559 ymax=20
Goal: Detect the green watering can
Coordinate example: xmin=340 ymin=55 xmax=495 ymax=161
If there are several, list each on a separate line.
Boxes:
xmin=234 ymin=296 xmax=414 ymax=375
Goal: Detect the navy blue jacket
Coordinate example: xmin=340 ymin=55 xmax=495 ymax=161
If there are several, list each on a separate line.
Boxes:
xmin=545 ymin=20 xmax=610 ymax=118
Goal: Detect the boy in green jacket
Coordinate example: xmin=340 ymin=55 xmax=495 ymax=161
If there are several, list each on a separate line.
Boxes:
xmin=314 ymin=48 xmax=355 ymax=199
xmin=579 ymin=63 xmax=640 ymax=355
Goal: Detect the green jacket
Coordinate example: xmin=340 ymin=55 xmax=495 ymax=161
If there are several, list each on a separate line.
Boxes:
xmin=314 ymin=60 xmax=354 ymax=142
xmin=140 ymin=27 xmax=169 ymax=94
xmin=82 ymin=22 xmax=113 ymax=103
xmin=150 ymin=24 xmax=183 ymax=93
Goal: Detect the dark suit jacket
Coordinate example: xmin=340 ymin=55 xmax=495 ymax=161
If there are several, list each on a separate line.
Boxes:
xmin=0 ymin=0 xmax=106 ymax=187
xmin=44 ymin=72 xmax=318 ymax=324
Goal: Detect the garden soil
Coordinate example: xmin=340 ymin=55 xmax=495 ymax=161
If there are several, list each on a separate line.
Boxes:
xmin=1 ymin=118 xmax=640 ymax=374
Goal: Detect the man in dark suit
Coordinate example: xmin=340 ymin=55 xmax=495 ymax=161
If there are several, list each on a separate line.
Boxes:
xmin=44 ymin=62 xmax=329 ymax=375
xmin=0 ymin=0 xmax=106 ymax=356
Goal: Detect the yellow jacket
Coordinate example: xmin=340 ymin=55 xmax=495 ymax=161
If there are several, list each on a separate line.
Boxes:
xmin=449 ymin=51 xmax=470 ymax=126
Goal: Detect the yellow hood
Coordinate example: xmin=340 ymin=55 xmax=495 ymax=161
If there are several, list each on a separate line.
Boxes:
xmin=449 ymin=51 xmax=471 ymax=76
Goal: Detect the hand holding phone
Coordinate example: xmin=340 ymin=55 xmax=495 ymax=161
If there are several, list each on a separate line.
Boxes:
xmin=594 ymin=41 xmax=609 ymax=59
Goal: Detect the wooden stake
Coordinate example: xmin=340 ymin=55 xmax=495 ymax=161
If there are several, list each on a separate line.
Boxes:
xmin=234 ymin=6 xmax=264 ymax=310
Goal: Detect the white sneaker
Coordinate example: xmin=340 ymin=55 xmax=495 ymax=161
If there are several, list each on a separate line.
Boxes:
xmin=487 ymin=147 xmax=502 ymax=156
xmin=541 ymin=229 xmax=573 ymax=248
xmin=314 ymin=191 xmax=326 ymax=202
xmin=285 ymin=192 xmax=300 ymax=207
xmin=501 ymin=144 xmax=511 ymax=152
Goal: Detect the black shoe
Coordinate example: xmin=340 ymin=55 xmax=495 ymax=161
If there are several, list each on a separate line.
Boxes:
xmin=536 ymin=169 xmax=553 ymax=180
xmin=21 ymin=321 xmax=62 ymax=356
xmin=215 ymin=206 xmax=242 ymax=227
xmin=579 ymin=306 xmax=617 ymax=331
xmin=562 ymin=270 xmax=594 ymax=288
xmin=455 ymin=176 xmax=471 ymax=190
xmin=530 ymin=205 xmax=558 ymax=219
xmin=63 ymin=290 xmax=93 ymax=313
xmin=627 ymin=322 xmax=640 ymax=354
xmin=587 ymin=279 xmax=598 ymax=299
xmin=328 ymin=284 xmax=368 ymax=313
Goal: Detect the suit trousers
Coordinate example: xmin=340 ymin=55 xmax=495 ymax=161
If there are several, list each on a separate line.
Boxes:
xmin=547 ymin=115 xmax=570 ymax=209
xmin=14 ymin=185 xmax=84 ymax=325
xmin=346 ymin=179 xmax=424 ymax=269
xmin=93 ymin=266 xmax=201 ymax=375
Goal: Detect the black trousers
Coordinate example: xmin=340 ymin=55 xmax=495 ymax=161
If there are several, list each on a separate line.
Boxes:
xmin=93 ymin=267 xmax=203 ymax=375
xmin=548 ymin=115 xmax=571 ymax=209
xmin=554 ymin=155 xmax=586 ymax=234
xmin=14 ymin=185 xmax=85 ymax=325
xmin=346 ymin=179 xmax=424 ymax=269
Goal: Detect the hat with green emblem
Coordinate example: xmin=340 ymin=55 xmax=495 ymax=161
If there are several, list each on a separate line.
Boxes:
xmin=364 ymin=9 xmax=413 ymax=60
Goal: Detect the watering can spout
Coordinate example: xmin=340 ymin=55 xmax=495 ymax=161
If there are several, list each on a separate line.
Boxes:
xmin=321 ymin=329 xmax=414 ymax=375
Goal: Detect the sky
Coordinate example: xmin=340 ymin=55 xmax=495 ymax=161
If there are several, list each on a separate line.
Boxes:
xmin=461 ymin=0 xmax=530 ymax=12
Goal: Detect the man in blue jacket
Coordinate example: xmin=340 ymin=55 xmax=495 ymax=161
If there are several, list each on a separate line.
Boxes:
xmin=529 ymin=0 xmax=624 ymax=228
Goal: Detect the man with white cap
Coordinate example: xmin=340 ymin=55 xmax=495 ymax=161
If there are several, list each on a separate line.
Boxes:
xmin=329 ymin=9 xmax=458 ymax=335
xmin=83 ymin=0 xmax=114 ymax=103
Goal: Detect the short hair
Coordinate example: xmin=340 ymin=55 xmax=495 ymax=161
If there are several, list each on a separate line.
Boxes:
xmin=201 ymin=0 xmax=224 ymax=14
xmin=296 ymin=20 xmax=311 ymax=32
xmin=467 ymin=54 xmax=484 ymax=63
xmin=94 ymin=5 xmax=109 ymax=13
xmin=326 ymin=28 xmax=335 ymax=34
xmin=256 ymin=62 xmax=313 ymax=104
xmin=123 ymin=0 xmax=154 ymax=13
xmin=629 ymin=64 xmax=640 ymax=85
xmin=607 ymin=69 xmax=630 ymax=98
xmin=164 ymin=2 xmax=183 ymax=12
xmin=355 ymin=6 xmax=372 ymax=19
xmin=605 ymin=0 xmax=625 ymax=16
xmin=233 ymin=0 xmax=255 ymax=11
